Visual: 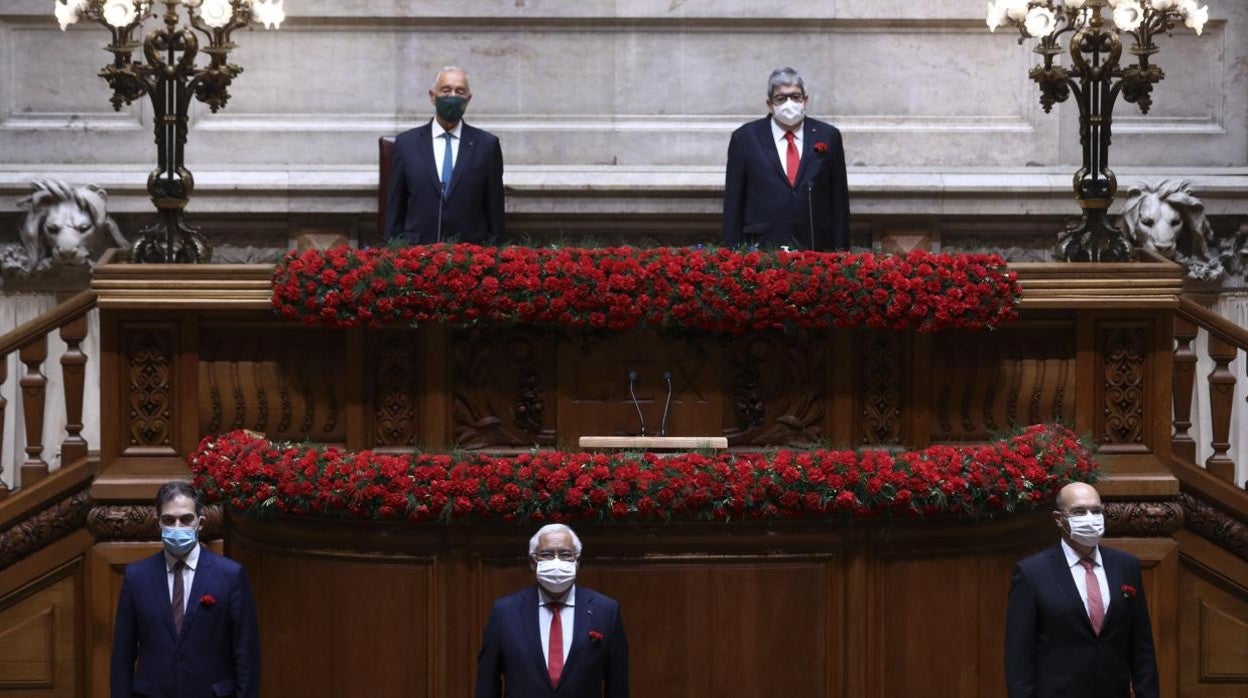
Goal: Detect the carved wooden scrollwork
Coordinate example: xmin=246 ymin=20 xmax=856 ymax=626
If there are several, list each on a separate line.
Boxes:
xmin=128 ymin=329 xmax=173 ymax=447
xmin=861 ymin=330 xmax=902 ymax=446
xmin=87 ymin=503 xmax=224 ymax=541
xmin=1181 ymin=493 xmax=1248 ymax=563
xmin=1102 ymin=327 xmax=1146 ymax=444
xmin=0 ymin=488 xmax=91 ymax=568
xmin=724 ymin=331 xmax=825 ymax=447
xmin=374 ymin=331 xmax=419 ymax=447
xmin=453 ymin=327 xmax=556 ymax=449
xmin=1104 ymin=500 xmax=1182 ymax=538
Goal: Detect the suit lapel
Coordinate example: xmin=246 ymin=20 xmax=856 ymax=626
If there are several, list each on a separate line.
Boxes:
xmin=1046 ymin=545 xmax=1095 ymax=634
xmin=560 ymin=588 xmax=593 ymax=682
xmin=175 ymin=548 xmax=214 ymax=648
xmin=1102 ymin=549 xmax=1125 ymax=626
xmin=519 ymin=587 xmax=553 ymax=689
xmin=419 ymin=122 xmax=442 ymax=192
xmin=446 ymin=124 xmax=474 ymax=200
xmin=753 ymin=118 xmax=790 ymax=187
xmin=794 ymin=120 xmax=819 ymax=187
xmin=151 ymin=553 xmax=177 ymax=640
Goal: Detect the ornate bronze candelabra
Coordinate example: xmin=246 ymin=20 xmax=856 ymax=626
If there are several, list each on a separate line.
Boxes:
xmin=988 ymin=0 xmax=1210 ymax=261
xmin=55 ymin=0 xmax=285 ymax=263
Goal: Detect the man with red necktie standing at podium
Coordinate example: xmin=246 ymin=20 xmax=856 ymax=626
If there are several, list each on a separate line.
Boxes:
xmin=1005 ymin=482 xmax=1159 ymax=698
xmin=476 ymin=524 xmax=629 ymax=698
xmin=722 ymin=66 xmax=850 ymax=251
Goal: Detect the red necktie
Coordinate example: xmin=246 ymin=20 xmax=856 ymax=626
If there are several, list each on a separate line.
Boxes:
xmin=547 ymin=602 xmax=564 ymax=684
xmin=784 ymin=130 xmax=799 ymax=187
xmin=171 ymin=560 xmax=186 ymax=635
xmin=1080 ymin=558 xmax=1104 ymax=635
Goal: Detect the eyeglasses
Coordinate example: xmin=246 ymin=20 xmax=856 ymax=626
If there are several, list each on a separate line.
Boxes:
xmin=770 ymin=93 xmax=807 ymax=106
xmin=533 ymin=551 xmax=579 ymax=562
xmin=159 ymin=513 xmax=199 ymax=527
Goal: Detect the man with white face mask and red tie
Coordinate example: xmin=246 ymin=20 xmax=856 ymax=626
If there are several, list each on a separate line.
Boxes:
xmin=721 ymin=66 xmax=850 ymax=251
xmin=1004 ymin=482 xmax=1159 ymax=698
xmin=476 ymin=524 xmax=629 ymax=698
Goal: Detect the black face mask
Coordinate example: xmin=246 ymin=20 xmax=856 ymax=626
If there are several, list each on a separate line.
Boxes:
xmin=435 ymin=95 xmax=468 ymax=123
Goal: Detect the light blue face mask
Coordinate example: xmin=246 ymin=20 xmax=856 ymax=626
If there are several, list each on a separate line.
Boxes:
xmin=161 ymin=526 xmax=198 ymax=557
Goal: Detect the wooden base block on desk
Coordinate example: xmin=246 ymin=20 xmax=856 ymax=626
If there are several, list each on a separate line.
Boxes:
xmin=578 ymin=436 xmax=728 ymax=450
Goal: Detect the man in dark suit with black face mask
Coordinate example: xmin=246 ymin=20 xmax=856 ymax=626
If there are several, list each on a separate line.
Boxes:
xmin=385 ymin=66 xmax=505 ymax=244
xmin=722 ymin=66 xmax=850 ymax=251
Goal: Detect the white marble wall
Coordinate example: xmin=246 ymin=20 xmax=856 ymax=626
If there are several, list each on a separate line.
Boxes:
xmin=0 ymin=0 xmax=1245 ymax=216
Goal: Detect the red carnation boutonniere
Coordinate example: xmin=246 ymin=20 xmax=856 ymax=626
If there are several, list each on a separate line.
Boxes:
xmin=1121 ymin=584 xmax=1137 ymax=599
xmin=813 ymin=141 xmax=829 ymax=155
xmin=588 ymin=630 xmax=604 ymax=645
xmin=199 ymin=594 xmax=216 ymax=608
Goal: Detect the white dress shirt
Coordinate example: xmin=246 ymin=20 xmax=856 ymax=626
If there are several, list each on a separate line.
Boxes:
xmin=770 ymin=117 xmax=804 ymax=172
xmin=165 ymin=542 xmax=201 ymax=615
xmin=1061 ymin=539 xmax=1110 ymax=618
xmin=431 ymin=119 xmax=463 ymax=181
xmin=537 ymin=585 xmax=575 ymax=666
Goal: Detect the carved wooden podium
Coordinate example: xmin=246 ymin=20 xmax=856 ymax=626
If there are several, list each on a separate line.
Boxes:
xmin=82 ymin=251 xmax=1185 ymax=698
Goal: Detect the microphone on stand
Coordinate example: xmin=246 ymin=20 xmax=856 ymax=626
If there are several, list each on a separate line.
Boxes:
xmin=660 ymin=371 xmax=673 ymax=436
xmin=436 ymin=184 xmax=446 ymax=244
xmin=807 ymin=181 xmax=816 ymax=251
xmin=628 ymin=370 xmax=646 ymax=436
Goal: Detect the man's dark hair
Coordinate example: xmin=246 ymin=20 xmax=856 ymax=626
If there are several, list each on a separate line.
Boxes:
xmin=155 ymin=481 xmax=203 ymax=516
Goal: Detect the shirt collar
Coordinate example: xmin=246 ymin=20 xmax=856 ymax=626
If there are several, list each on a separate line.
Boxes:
xmin=770 ymin=117 xmax=803 ymax=143
xmin=433 ymin=119 xmax=464 ymax=140
xmin=1060 ymin=538 xmax=1101 ymax=568
xmin=537 ymin=584 xmax=576 ymax=608
xmin=165 ymin=542 xmax=201 ymax=572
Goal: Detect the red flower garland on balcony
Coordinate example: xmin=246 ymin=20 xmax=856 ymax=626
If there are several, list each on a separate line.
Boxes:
xmin=189 ymin=424 xmax=1095 ymax=523
xmin=271 ymin=244 xmax=1020 ymax=333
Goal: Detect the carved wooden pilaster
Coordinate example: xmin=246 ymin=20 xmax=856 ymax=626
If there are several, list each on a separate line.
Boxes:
xmin=861 ymin=330 xmax=902 ymax=446
xmin=128 ymin=329 xmax=174 ymax=447
xmin=1100 ymin=326 xmax=1146 ymax=446
xmin=374 ymin=331 xmax=419 ymax=447
xmin=87 ymin=503 xmax=224 ymax=541
xmin=0 ymin=488 xmax=91 ymax=568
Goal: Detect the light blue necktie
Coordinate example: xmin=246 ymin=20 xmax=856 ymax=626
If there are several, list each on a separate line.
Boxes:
xmin=440 ymin=132 xmax=454 ymax=197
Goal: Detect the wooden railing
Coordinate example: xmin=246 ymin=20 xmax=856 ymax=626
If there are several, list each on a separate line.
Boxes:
xmin=1173 ymin=296 xmax=1248 ymax=489
xmin=0 ymin=290 xmax=96 ymax=499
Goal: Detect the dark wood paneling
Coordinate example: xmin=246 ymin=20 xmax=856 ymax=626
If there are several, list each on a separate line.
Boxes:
xmin=0 ymin=554 xmax=85 ymax=697
xmin=1177 ymin=532 xmax=1248 ymax=698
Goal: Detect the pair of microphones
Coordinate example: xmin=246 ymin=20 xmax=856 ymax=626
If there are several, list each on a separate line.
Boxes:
xmin=627 ymin=370 xmax=673 ymax=437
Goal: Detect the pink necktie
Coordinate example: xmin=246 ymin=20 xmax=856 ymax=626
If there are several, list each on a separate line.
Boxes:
xmin=547 ymin=602 xmax=564 ymax=684
xmin=1080 ymin=558 xmax=1104 ymax=635
xmin=784 ymin=131 xmax=799 ymax=187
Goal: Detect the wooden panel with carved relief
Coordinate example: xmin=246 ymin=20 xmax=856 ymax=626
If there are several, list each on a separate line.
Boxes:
xmin=451 ymin=327 xmax=557 ymax=450
xmin=556 ymin=331 xmax=722 ymax=446
xmin=1096 ymin=321 xmax=1151 ymax=452
xmin=1178 ymin=536 xmax=1248 ymax=697
xmin=0 ymin=560 xmax=83 ymax=696
xmin=856 ymin=329 xmax=906 ymax=446
xmin=370 ymin=330 xmax=421 ymax=448
xmin=121 ymin=324 xmax=178 ymax=453
xmin=929 ymin=324 xmax=1076 ymax=442
xmin=723 ymin=330 xmax=829 ymax=447
xmin=197 ymin=325 xmax=348 ymax=443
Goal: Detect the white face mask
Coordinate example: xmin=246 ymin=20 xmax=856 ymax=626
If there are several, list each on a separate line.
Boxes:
xmin=772 ymin=100 xmax=805 ymax=127
xmin=536 ymin=559 xmax=577 ymax=594
xmin=1066 ymin=513 xmax=1105 ymax=547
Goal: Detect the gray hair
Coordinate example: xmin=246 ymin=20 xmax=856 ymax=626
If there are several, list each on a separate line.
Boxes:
xmin=528 ymin=524 xmax=583 ymax=556
xmin=767 ymin=67 xmax=805 ymax=99
xmin=432 ymin=65 xmax=468 ymax=89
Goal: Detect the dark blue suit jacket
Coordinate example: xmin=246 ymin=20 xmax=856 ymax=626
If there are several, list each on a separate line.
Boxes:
xmin=384 ymin=120 xmax=505 ymax=244
xmin=1004 ymin=544 xmax=1159 ymax=698
xmin=476 ymin=585 xmax=628 ymax=698
xmin=110 ymin=547 xmax=260 ymax=698
xmin=722 ymin=116 xmax=850 ymax=250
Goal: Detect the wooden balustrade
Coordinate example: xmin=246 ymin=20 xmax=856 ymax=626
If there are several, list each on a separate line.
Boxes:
xmin=1173 ymin=297 xmax=1248 ymax=488
xmin=0 ymin=291 xmax=97 ymax=496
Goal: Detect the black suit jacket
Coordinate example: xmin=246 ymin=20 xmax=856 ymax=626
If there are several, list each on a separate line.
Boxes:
xmin=1005 ymin=544 xmax=1159 ymax=698
xmin=110 ymin=547 xmax=260 ymax=698
xmin=384 ymin=120 xmax=505 ymax=244
xmin=722 ymin=116 xmax=850 ymax=250
xmin=476 ymin=585 xmax=628 ymax=698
